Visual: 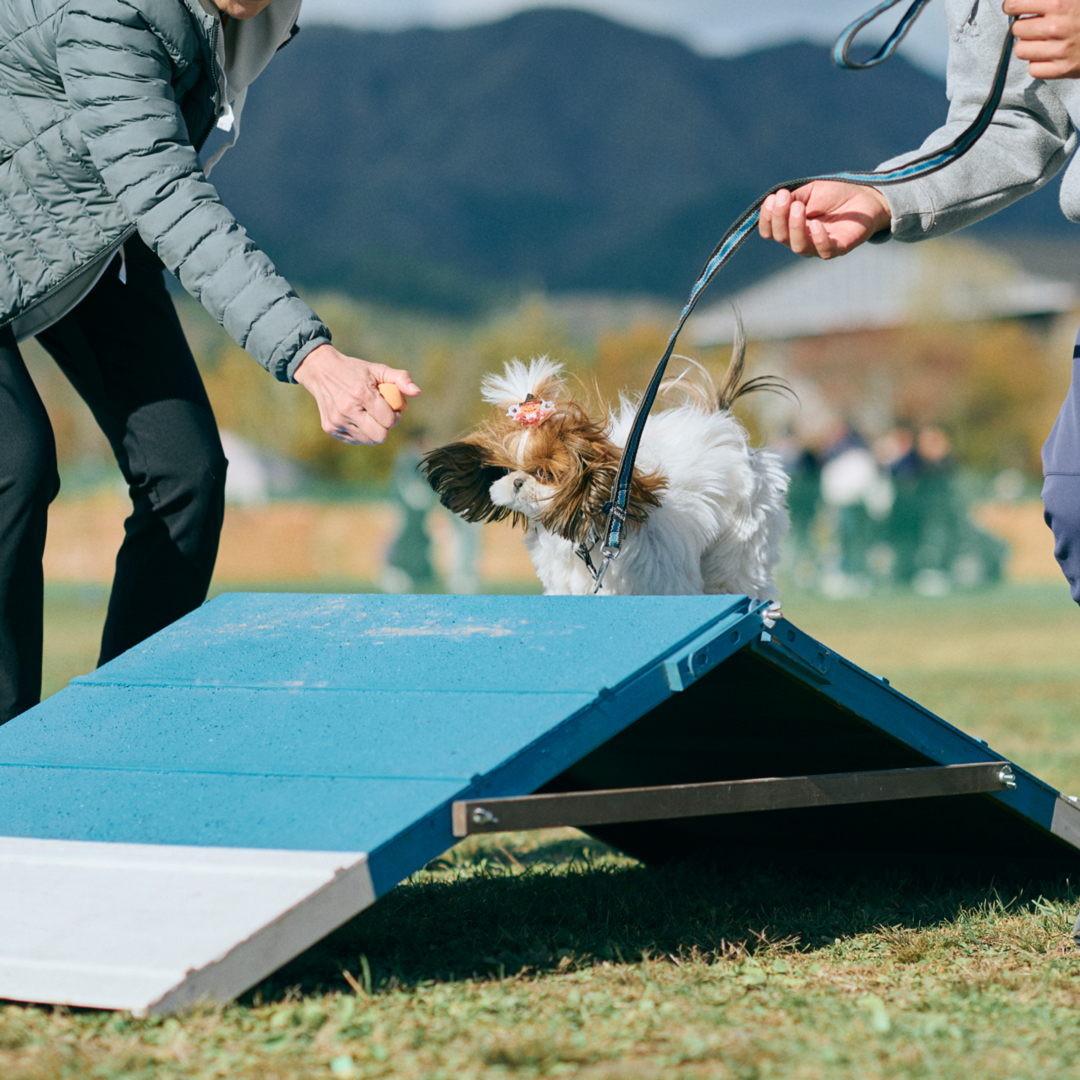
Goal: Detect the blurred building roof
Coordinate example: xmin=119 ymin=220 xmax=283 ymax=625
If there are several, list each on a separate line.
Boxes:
xmin=690 ymin=238 xmax=1079 ymax=345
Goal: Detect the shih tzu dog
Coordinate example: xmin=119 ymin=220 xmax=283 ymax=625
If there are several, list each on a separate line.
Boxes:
xmin=421 ymin=335 xmax=790 ymax=598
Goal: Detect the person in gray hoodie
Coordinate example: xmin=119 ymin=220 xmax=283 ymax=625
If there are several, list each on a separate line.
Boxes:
xmin=758 ymin=0 xmax=1080 ymax=605
xmin=0 ymin=0 xmax=420 ymax=723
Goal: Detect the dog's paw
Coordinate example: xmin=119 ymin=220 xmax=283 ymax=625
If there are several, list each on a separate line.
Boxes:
xmin=761 ymin=600 xmax=782 ymax=630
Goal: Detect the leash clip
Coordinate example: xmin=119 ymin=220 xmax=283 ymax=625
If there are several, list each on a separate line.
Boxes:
xmin=590 ymin=541 xmax=621 ymax=595
xmin=574 ymin=521 xmax=621 ymax=593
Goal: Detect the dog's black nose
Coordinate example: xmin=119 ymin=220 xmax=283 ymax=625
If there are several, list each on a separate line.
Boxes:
xmin=513 ymin=476 xmax=525 ymax=492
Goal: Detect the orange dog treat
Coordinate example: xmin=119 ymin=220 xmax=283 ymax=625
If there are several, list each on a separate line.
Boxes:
xmin=378 ymin=382 xmax=404 ymax=411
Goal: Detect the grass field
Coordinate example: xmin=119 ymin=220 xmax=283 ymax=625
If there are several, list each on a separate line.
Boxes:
xmin=9 ymin=581 xmax=1080 ymax=1079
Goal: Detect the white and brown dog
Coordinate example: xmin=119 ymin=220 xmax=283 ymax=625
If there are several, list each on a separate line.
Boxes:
xmin=421 ymin=339 xmax=790 ymax=598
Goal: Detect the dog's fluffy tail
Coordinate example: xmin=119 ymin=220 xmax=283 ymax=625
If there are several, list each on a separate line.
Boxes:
xmin=660 ymin=311 xmax=792 ymax=413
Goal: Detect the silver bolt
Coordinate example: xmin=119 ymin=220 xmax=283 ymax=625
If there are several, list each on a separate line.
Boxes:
xmin=471 ymin=807 xmax=498 ymax=825
xmin=998 ymin=766 xmax=1017 ymax=790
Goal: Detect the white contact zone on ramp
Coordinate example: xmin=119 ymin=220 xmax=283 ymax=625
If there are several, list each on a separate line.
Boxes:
xmin=0 ymin=837 xmax=374 ymax=1015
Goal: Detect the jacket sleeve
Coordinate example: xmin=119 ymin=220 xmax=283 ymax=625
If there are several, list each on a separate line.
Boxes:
xmin=875 ymin=0 xmax=1076 ymax=242
xmin=55 ymin=0 xmax=330 ymax=381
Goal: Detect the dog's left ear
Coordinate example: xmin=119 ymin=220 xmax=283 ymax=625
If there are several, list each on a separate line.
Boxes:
xmin=539 ymin=450 xmax=618 ymax=545
xmin=421 ymin=441 xmax=514 ymax=524
xmin=539 ymin=432 xmax=666 ymax=544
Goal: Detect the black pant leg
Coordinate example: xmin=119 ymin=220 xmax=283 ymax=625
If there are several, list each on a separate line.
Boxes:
xmin=0 ymin=325 xmax=60 ymax=723
xmin=36 ymin=238 xmax=228 ymax=666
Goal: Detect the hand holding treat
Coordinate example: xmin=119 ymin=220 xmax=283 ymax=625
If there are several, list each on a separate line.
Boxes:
xmin=293 ymin=344 xmax=419 ymax=445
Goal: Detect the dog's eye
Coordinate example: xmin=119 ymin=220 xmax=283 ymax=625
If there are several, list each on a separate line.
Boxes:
xmin=534 ymin=467 xmax=553 ymax=483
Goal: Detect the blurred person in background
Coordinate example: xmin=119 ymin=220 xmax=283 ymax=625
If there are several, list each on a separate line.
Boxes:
xmin=912 ymin=425 xmax=961 ymax=592
xmin=875 ymin=424 xmax=923 ymax=587
xmin=772 ymin=432 xmax=822 ymax=589
xmin=757 ymin=0 xmax=1080 ymax=609
xmin=382 ymin=431 xmax=438 ymax=594
xmin=0 ymin=0 xmax=420 ymax=723
xmin=818 ymin=420 xmax=894 ymax=595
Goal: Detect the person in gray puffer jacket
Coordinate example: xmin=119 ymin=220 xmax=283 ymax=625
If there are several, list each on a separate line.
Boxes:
xmin=758 ymin=0 xmax=1080 ymax=607
xmin=0 ymin=0 xmax=421 ymax=723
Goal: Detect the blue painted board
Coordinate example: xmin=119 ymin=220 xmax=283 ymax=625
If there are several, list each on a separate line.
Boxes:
xmin=0 ymin=768 xmax=463 ymax=853
xmin=1 ymin=687 xmax=599 ymax=779
xmin=74 ymin=594 xmax=749 ymax=693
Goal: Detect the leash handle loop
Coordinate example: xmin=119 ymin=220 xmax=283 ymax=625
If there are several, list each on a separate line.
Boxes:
xmin=591 ymin=6 xmax=1016 ymax=589
xmin=832 ymin=0 xmax=935 ymax=70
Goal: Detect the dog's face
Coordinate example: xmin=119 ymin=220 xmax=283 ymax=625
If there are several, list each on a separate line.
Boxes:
xmin=486 ymin=405 xmax=620 ymax=534
xmin=422 ymin=400 xmax=665 ymax=544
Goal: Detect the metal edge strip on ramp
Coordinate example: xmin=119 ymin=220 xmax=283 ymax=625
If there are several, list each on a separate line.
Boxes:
xmin=0 ymin=838 xmax=374 ymax=1015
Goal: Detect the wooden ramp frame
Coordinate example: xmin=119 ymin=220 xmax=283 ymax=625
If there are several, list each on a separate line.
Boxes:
xmin=0 ymin=593 xmax=1077 ymax=1015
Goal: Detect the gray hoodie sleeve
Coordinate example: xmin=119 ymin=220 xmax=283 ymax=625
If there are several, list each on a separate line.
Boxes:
xmin=55 ymin=0 xmax=330 ymax=382
xmin=876 ymin=0 xmax=1076 ymax=242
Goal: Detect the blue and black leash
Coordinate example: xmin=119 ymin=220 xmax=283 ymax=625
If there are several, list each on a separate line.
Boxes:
xmin=586 ymin=0 xmax=1015 ymax=592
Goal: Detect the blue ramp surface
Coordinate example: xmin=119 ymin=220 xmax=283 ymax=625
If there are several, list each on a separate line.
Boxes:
xmin=0 ymin=593 xmax=765 ymax=891
xmin=0 ymin=592 xmax=1077 ymax=1014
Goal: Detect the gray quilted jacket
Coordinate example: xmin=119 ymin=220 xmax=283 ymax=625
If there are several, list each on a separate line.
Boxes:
xmin=878 ymin=0 xmax=1080 ymax=241
xmin=0 ymin=0 xmax=329 ymax=381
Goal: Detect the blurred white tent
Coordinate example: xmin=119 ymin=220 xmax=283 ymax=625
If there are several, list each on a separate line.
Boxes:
xmin=218 ymin=431 xmax=304 ymax=506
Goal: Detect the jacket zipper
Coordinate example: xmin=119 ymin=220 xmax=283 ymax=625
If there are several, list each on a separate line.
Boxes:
xmin=194 ymin=12 xmax=223 ymax=152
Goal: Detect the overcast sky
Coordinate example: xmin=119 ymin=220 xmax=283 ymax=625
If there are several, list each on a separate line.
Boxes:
xmin=299 ymin=0 xmax=950 ymax=75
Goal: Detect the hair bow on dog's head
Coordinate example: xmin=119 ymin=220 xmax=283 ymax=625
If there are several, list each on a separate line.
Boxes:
xmin=508 ymin=394 xmax=555 ymax=426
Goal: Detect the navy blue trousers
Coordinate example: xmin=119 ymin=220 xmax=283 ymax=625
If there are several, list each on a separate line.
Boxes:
xmin=0 ymin=237 xmax=227 ymax=724
xmin=1042 ymin=328 xmax=1080 ymax=605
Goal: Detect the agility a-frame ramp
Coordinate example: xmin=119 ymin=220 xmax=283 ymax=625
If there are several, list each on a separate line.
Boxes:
xmin=0 ymin=593 xmax=1077 ymax=1015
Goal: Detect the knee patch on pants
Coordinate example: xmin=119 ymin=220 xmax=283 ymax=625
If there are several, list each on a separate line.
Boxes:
xmin=0 ymin=415 xmax=59 ymax=512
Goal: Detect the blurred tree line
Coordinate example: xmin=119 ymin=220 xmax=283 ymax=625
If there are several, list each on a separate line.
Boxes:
xmin=21 ymin=286 xmax=1074 ymax=493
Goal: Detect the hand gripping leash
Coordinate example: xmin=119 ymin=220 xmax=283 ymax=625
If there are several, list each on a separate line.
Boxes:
xmin=586 ymin=0 xmax=1015 ymax=593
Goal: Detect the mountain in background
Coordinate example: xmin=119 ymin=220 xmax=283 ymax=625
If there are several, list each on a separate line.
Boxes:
xmin=210 ymin=9 xmax=1067 ymax=314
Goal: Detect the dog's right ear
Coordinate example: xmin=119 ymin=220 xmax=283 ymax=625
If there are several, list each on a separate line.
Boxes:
xmin=420 ymin=441 xmax=515 ymax=524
